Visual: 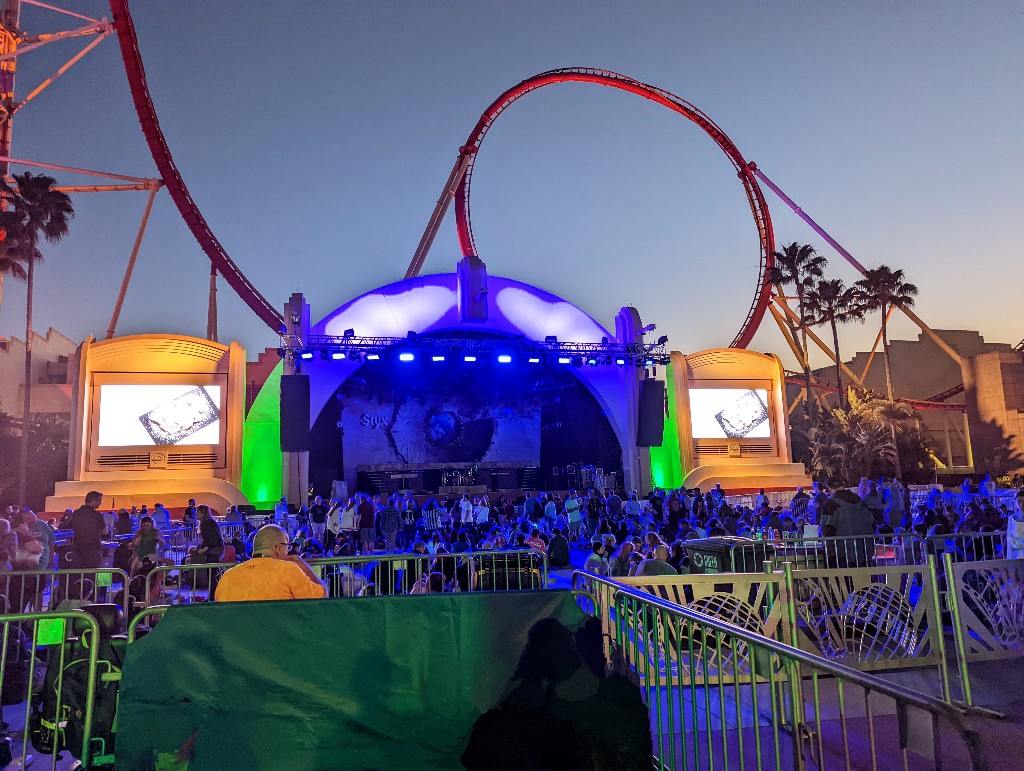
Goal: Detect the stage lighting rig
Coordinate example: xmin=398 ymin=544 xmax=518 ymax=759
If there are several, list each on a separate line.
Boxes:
xmin=284 ymin=330 xmax=671 ymax=369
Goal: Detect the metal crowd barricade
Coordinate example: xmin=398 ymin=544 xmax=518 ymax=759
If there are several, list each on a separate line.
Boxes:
xmin=306 ymin=549 xmax=549 ymax=596
xmin=778 ymin=558 xmax=952 ymax=702
xmin=128 ymin=604 xmax=170 ymax=642
xmin=574 ymin=571 xmax=987 ymax=770
xmin=615 ymin=571 xmax=794 ymax=691
xmin=161 ymin=523 xmax=198 ymax=565
xmin=616 ymin=570 xmax=794 ymax=648
xmin=920 ymin=531 xmax=1006 ymax=565
xmin=216 ymin=520 xmax=246 ymax=543
xmin=0 ymin=568 xmax=133 ymax=627
xmin=728 ymin=533 xmax=917 ymax=574
xmin=0 ymin=609 xmax=102 ymax=769
xmin=943 ymin=554 xmax=1024 ymax=710
xmin=143 ymin=561 xmax=237 ymax=607
xmin=909 ymin=490 xmax=1019 ymax=515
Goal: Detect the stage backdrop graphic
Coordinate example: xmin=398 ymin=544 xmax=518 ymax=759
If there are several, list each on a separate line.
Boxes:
xmin=340 ymin=393 xmax=541 ymax=479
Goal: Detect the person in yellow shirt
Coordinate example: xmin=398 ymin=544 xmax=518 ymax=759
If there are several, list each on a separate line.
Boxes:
xmin=214 ymin=525 xmax=326 ymax=602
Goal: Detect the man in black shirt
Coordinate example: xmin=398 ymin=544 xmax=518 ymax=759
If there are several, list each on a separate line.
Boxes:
xmin=308 ymin=495 xmax=329 ymax=544
xmin=585 ymin=492 xmax=602 ymax=541
xmin=70 ymin=491 xmax=107 ymax=569
xmin=182 ymin=498 xmax=199 ymax=528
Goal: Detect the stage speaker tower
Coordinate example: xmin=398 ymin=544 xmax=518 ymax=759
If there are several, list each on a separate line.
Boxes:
xmin=280 ymin=374 xmax=311 ymax=452
xmin=637 ymin=379 xmax=665 ymax=447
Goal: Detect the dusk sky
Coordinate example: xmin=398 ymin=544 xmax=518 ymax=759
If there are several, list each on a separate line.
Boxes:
xmin=2 ymin=1 xmax=1021 ymax=371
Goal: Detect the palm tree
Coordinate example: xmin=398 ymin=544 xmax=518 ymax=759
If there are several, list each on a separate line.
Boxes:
xmin=810 ymin=389 xmax=921 ymax=483
xmin=855 ymin=266 xmax=918 ymax=477
xmin=0 ymin=212 xmax=29 ymax=312
xmin=854 ymin=266 xmax=918 ymax=404
xmin=766 ymin=242 xmax=827 ymax=422
xmin=803 ymin=278 xmax=865 ymax=409
xmin=0 ymin=172 xmax=74 ymax=503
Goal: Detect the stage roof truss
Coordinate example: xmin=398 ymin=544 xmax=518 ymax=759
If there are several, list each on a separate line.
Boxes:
xmin=279 ymin=333 xmax=670 ymax=365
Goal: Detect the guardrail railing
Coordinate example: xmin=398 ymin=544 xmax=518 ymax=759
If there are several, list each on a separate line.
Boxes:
xmin=573 ymin=571 xmax=988 ymax=770
xmin=944 ymin=554 xmax=1024 ymax=711
xmin=728 ymin=533 xmax=918 ymax=572
xmin=0 ymin=609 xmax=103 ymax=769
xmin=305 ymin=549 xmax=548 ymax=596
xmin=0 ymin=568 xmax=134 ymax=629
xmin=134 ymin=548 xmax=550 ymax=606
xmin=780 ymin=557 xmax=952 ymax=703
xmin=143 ymin=561 xmax=237 ymax=607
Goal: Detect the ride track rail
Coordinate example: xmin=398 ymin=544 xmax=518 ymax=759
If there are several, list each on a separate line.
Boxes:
xmin=783 ymin=373 xmax=967 ymax=412
xmin=106 ymin=13 xmax=770 ymax=346
xmin=438 ymin=67 xmax=777 ymax=349
xmin=108 ymin=0 xmax=284 ymax=333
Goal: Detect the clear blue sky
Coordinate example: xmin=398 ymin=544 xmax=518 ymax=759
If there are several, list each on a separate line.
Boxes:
xmin=2 ymin=1 xmax=1021 ymax=369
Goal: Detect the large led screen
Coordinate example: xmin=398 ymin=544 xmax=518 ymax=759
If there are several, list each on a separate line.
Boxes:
xmin=97 ymin=385 xmax=222 ymax=447
xmin=688 ymin=388 xmax=770 ymax=439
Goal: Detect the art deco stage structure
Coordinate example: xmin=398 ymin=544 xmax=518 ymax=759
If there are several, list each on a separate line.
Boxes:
xmin=43 ymin=257 xmax=807 ymax=512
xmin=241 ymin=257 xmax=808 ymax=508
xmin=46 ymin=334 xmax=249 ymax=512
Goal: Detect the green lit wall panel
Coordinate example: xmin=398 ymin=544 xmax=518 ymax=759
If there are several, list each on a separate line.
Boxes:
xmin=648 ymin=361 xmax=681 ymax=490
xmin=241 ymin=362 xmax=283 ymax=507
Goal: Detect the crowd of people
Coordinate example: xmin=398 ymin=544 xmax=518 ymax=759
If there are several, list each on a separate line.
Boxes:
xmin=1 ymin=473 xmax=1021 ymax=607
xmin=238 ymin=475 xmax=1024 ymax=581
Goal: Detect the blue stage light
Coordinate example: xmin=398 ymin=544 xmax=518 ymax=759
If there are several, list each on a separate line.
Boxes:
xmin=432 ymin=355 xmax=445 ymax=362
xmin=558 ymin=356 xmax=571 ymax=364
xmin=615 ymin=357 xmax=627 ymax=366
xmin=299 ymin=351 xmax=313 ymax=360
xmin=366 ymin=353 xmax=380 ymax=361
xmin=586 ymin=357 xmax=598 ymax=366
xmin=464 ymin=355 xmax=477 ymax=362
xmin=399 ymin=352 xmax=415 ymax=362
xmin=497 ymin=354 xmax=512 ymax=364
xmin=330 ymin=351 xmax=344 ymax=360
xmin=528 ymin=357 xmax=541 ymax=364
xmin=644 ymin=358 xmax=655 ymax=367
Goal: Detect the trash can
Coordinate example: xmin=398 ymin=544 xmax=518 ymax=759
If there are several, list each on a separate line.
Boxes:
xmin=684 ymin=536 xmax=763 ymax=574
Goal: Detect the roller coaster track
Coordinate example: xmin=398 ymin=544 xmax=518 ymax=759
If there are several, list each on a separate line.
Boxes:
xmin=407 ymin=67 xmax=775 ymax=349
xmin=108 ymin=0 xmax=284 ymax=333
xmin=924 ymin=382 xmax=965 ymax=403
xmin=784 ymin=374 xmax=966 ymax=412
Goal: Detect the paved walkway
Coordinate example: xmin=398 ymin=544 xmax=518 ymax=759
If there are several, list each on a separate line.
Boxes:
xmin=561 ymin=554 xmax=1022 ymax=770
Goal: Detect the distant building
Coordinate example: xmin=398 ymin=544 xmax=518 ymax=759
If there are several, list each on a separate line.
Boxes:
xmin=962 ymin=350 xmax=1024 ymax=476
xmin=0 ymin=328 xmax=77 ymax=419
xmin=802 ymin=329 xmax=1022 ymax=473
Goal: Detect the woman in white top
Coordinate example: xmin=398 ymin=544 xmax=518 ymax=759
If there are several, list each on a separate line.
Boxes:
xmin=341 ymin=498 xmax=359 ymax=534
xmin=325 ymin=501 xmax=343 ymax=551
xmin=458 ymin=495 xmax=473 ymax=528
xmin=544 ymin=496 xmax=557 ymax=524
xmin=475 ymin=498 xmax=490 ymax=526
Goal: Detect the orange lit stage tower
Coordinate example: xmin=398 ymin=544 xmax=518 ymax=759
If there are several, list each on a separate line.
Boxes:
xmin=47 ymin=334 xmax=249 ymax=513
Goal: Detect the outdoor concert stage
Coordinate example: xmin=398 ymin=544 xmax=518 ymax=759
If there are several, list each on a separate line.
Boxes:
xmin=44 ymin=257 xmax=807 ymax=512
xmin=240 ymin=257 xmax=809 ymax=507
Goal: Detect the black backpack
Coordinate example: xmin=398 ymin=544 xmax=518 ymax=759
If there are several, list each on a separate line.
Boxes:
xmin=30 ymin=604 xmax=125 ymax=767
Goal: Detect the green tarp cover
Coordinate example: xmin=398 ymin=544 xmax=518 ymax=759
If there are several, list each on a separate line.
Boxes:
xmin=117 ymin=591 xmax=649 ymax=770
